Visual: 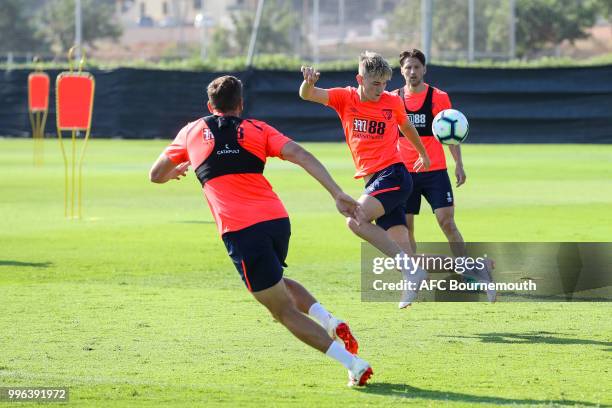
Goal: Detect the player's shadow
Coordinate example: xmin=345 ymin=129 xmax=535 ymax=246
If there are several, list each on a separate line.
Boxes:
xmin=441 ymin=331 xmax=612 ymax=350
xmin=0 ymin=260 xmax=52 ymax=268
xmin=357 ymin=383 xmax=604 ymax=406
xmin=501 ymin=292 xmax=611 ymax=302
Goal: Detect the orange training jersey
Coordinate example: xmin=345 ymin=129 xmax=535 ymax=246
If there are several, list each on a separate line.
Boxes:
xmin=164 ymin=116 xmax=291 ymax=235
xmin=326 ymin=87 xmax=408 ymax=178
xmin=396 ymin=84 xmax=451 ymax=172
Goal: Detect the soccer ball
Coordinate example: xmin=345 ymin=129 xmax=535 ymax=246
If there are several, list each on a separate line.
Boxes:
xmin=432 ymin=109 xmax=469 ymax=145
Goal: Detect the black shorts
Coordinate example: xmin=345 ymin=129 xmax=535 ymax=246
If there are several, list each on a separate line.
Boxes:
xmin=221 ymin=217 xmax=290 ymax=292
xmin=405 ymin=169 xmax=454 ymax=214
xmin=365 ymin=163 xmax=413 ymax=230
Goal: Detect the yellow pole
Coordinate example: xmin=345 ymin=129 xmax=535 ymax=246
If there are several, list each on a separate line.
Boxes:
xmin=58 ymin=47 xmax=92 ymax=220
xmin=68 ymin=47 xmax=75 ymax=73
xmin=35 ymin=58 xmax=46 ymax=166
xmin=35 ymin=112 xmax=43 ymax=166
xmin=78 ymin=49 xmax=86 ymax=73
xmin=71 ymin=129 xmax=76 ymax=218
xmin=34 ymin=112 xmax=40 ymax=166
xmin=57 ymin=49 xmax=76 ymax=218
xmin=57 ymin=128 xmax=68 ymax=217
xmin=30 ymin=58 xmax=38 ymax=166
xmin=29 ymin=110 xmax=36 ymax=165
xmin=39 ymin=109 xmax=48 ymax=166
xmin=78 ymin=128 xmax=91 ymax=219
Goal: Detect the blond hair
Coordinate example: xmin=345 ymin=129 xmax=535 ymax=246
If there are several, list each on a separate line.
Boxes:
xmin=358 ymin=51 xmax=392 ymax=79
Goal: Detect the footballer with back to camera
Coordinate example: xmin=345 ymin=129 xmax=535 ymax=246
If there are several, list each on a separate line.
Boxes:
xmin=149 ymin=75 xmax=373 ymax=387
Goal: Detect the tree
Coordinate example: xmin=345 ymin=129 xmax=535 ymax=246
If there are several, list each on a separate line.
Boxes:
xmin=515 ymin=0 xmax=603 ymax=57
xmin=0 ymin=0 xmax=46 ymax=53
xmin=385 ymin=0 xmax=421 ymax=46
xmin=36 ymin=0 xmax=122 ymax=54
xmin=595 ymin=0 xmax=611 ymax=20
xmin=209 ymin=0 xmax=298 ymax=58
xmin=387 ymin=0 xmax=607 ymax=60
xmin=208 ymin=26 xmax=233 ymax=58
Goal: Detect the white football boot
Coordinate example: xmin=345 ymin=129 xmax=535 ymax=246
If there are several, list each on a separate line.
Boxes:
xmin=347 ymin=357 xmax=373 ymax=387
xmin=398 ymin=267 xmax=428 ymax=309
xmin=463 ymin=258 xmax=497 ymax=302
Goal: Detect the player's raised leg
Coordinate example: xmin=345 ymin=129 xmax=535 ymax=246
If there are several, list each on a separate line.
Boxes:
xmin=387 ymin=221 xmax=415 ymax=255
xmin=347 ymin=193 xmax=428 ymax=308
xmin=346 ymin=194 xmax=405 ymax=257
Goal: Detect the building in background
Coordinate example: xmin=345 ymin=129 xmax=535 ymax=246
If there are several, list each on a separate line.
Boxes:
xmin=100 ymin=0 xmax=258 ymax=60
xmin=102 ymin=0 xmax=403 ymax=61
xmin=1 ymin=0 xmax=610 ymax=64
xmin=115 ymin=0 xmax=257 ymax=28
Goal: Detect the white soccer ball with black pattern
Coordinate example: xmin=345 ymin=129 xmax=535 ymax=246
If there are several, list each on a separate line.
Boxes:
xmin=432 ymin=109 xmax=469 ymax=145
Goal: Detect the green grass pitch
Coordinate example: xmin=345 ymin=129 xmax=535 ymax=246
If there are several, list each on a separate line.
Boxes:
xmin=0 ymin=138 xmax=611 ymax=407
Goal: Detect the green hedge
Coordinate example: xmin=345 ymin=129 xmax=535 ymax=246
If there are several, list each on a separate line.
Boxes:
xmin=2 ymin=52 xmax=611 ymax=71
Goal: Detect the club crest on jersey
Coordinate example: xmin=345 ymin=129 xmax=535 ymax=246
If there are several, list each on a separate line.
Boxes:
xmin=203 ymin=128 xmax=214 ymax=140
xmin=382 ymin=109 xmax=392 ymax=120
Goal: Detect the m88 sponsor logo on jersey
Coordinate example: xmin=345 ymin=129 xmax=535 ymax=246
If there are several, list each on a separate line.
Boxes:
xmin=352 ymin=118 xmax=386 ymax=137
xmin=408 ymin=113 xmax=427 ymax=127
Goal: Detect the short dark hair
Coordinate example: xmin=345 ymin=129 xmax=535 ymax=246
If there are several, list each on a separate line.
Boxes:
xmin=207 ymin=75 xmax=243 ymax=113
xmin=399 ymin=49 xmax=426 ymax=67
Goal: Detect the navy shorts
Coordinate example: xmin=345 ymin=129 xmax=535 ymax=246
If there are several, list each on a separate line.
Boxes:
xmin=405 ymin=169 xmax=454 ymax=214
xmin=222 ymin=217 xmax=290 ymax=292
xmin=365 ymin=163 xmax=413 ymax=230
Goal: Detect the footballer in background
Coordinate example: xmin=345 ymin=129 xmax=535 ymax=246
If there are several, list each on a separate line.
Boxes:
xmin=392 ymin=48 xmax=467 ymax=258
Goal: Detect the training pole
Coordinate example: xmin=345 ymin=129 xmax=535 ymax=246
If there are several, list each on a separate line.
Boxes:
xmin=55 ymin=47 xmax=95 ymax=219
xmin=27 ymin=58 xmax=49 ymax=166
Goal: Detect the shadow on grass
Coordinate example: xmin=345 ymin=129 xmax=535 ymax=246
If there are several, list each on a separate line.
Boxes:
xmin=441 ymin=331 xmax=612 ymax=349
xmin=357 ymin=383 xmax=605 ymax=406
xmin=0 ymin=260 xmax=52 ymax=268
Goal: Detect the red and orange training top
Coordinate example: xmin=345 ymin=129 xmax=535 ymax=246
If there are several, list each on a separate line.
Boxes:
xmin=326 ymin=87 xmax=408 ymax=178
xmin=396 ymin=83 xmax=452 ymax=172
xmin=164 ymin=116 xmax=291 ymax=235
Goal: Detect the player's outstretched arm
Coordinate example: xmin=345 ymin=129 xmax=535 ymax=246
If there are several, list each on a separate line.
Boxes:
xmin=399 ymin=120 xmax=431 ymax=172
xmin=281 ymin=141 xmax=361 ymax=219
xmin=299 ymin=66 xmax=329 ymax=105
xmin=149 ymin=153 xmax=189 ymax=184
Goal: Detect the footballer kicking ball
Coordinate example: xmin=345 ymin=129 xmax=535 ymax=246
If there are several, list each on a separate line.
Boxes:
xmin=432 ymin=109 xmax=469 ymax=145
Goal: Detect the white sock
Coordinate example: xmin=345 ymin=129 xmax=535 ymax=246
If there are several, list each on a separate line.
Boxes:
xmin=325 ymin=341 xmax=355 ymax=369
xmin=308 ymin=302 xmax=332 ymax=328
